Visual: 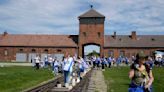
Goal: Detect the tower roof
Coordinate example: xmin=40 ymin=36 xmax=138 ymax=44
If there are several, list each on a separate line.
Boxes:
xmin=78 ymin=9 xmax=105 ymax=18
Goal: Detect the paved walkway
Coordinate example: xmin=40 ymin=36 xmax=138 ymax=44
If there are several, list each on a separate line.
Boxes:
xmin=87 ymin=69 xmax=107 ymax=92
xmin=0 ymin=62 xmax=32 ymax=66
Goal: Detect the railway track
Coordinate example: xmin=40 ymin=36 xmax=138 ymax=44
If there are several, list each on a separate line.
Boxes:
xmin=25 ymin=69 xmax=92 ymax=92
xmin=25 ymin=75 xmax=64 ymax=92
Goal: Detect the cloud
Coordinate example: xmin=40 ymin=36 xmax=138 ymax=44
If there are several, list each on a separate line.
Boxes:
xmin=0 ymin=0 xmax=164 ymax=35
xmin=0 ymin=0 xmax=80 ymax=34
xmin=95 ymin=0 xmax=164 ymax=35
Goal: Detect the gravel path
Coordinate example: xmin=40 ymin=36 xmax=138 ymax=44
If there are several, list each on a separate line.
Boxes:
xmin=0 ymin=63 xmax=32 ymax=66
xmin=87 ymin=69 xmax=107 ymax=92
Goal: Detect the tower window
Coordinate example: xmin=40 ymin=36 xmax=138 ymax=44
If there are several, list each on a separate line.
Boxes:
xmin=4 ymin=49 xmax=8 ymax=56
xmin=151 ymin=38 xmax=155 ymax=41
xmin=83 ymin=32 xmax=86 ymax=37
xmin=94 ymin=18 xmax=97 ymax=25
xmin=98 ymin=32 xmax=101 ymax=37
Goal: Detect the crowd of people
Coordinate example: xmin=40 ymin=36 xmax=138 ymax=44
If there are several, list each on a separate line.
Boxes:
xmin=31 ymin=53 xmax=164 ymax=90
xmin=31 ymin=54 xmax=91 ymax=87
xmin=31 ymin=54 xmax=164 ymax=77
xmin=32 ymin=54 xmax=164 ymax=71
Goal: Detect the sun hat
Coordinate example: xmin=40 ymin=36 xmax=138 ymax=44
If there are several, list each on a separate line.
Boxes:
xmin=136 ymin=51 xmax=147 ymax=59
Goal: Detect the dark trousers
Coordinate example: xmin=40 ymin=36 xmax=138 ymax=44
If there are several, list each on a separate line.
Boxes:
xmin=64 ymin=71 xmax=70 ymax=83
xmin=105 ymin=64 xmax=107 ymax=67
xmin=108 ymin=62 xmax=111 ymax=68
xmin=102 ymin=64 xmax=105 ymax=69
xmin=97 ymin=63 xmax=99 ymax=68
xmin=93 ymin=62 xmax=96 ymax=68
xmin=35 ymin=63 xmax=39 ymax=69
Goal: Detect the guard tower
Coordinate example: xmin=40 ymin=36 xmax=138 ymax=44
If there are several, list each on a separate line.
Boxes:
xmin=78 ymin=6 xmax=105 ymax=57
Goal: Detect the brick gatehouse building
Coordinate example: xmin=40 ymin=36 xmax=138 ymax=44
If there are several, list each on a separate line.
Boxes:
xmin=0 ymin=8 xmax=164 ymax=62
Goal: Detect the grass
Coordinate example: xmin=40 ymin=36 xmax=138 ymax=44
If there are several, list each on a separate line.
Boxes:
xmin=103 ymin=66 xmax=164 ymax=92
xmin=0 ymin=61 xmax=30 ymax=63
xmin=153 ymin=67 xmax=164 ymax=92
xmin=0 ymin=66 xmax=54 ymax=92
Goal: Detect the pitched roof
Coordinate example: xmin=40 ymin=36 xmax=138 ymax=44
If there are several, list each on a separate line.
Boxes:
xmin=78 ymin=9 xmax=105 ymax=18
xmin=104 ymin=35 xmax=164 ymax=48
xmin=0 ymin=34 xmax=163 ymax=48
xmin=0 ymin=34 xmax=78 ymax=47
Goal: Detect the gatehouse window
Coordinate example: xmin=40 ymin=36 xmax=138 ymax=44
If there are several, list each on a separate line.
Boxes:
xmin=4 ymin=49 xmax=8 ymax=56
xmin=108 ymin=50 xmax=114 ymax=57
xmin=83 ymin=32 xmax=86 ymax=37
xmin=127 ymin=53 xmax=130 ymax=58
xmin=32 ymin=49 xmax=36 ymax=52
xmin=150 ymin=51 xmax=154 ymax=56
xmin=57 ymin=49 xmax=62 ymax=52
xmin=120 ymin=50 xmax=125 ymax=57
xmin=44 ymin=49 xmax=48 ymax=53
xmin=19 ymin=49 xmax=23 ymax=52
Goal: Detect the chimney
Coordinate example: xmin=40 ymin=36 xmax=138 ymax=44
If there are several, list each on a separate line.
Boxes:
xmin=113 ymin=31 xmax=116 ymax=39
xmin=131 ymin=31 xmax=136 ymax=40
xmin=3 ymin=31 xmax=8 ymax=36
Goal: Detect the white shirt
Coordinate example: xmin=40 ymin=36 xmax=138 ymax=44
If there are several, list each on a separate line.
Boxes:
xmin=48 ymin=57 xmax=53 ymax=63
xmin=35 ymin=56 xmax=40 ymax=63
xmin=68 ymin=57 xmax=74 ymax=72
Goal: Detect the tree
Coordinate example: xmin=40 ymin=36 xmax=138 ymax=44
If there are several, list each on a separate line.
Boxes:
xmin=87 ymin=50 xmax=100 ymax=57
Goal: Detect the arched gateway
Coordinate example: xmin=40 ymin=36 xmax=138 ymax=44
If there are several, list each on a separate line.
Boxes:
xmin=83 ymin=43 xmax=100 ymax=58
xmin=78 ymin=8 xmax=105 ymax=57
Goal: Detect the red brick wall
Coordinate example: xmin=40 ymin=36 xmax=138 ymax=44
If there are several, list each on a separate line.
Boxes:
xmin=78 ymin=24 xmax=104 ymax=57
xmin=104 ymin=48 xmax=164 ymax=58
xmin=0 ymin=47 xmax=15 ymax=61
xmin=0 ymin=47 xmax=77 ymax=62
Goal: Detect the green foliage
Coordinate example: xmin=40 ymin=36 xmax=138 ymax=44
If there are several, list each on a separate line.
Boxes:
xmin=0 ymin=66 xmax=54 ymax=92
xmin=87 ymin=50 xmax=100 ymax=57
xmin=103 ymin=67 xmax=164 ymax=92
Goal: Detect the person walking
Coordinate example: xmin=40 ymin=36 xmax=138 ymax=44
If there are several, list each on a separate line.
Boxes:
xmin=107 ymin=56 xmax=112 ymax=68
xmin=76 ymin=56 xmax=84 ymax=80
xmin=129 ymin=51 xmax=154 ymax=92
xmin=101 ymin=56 xmax=105 ymax=70
xmin=92 ymin=55 xmax=96 ymax=68
xmin=63 ymin=55 xmax=74 ymax=87
xmin=95 ymin=56 xmax=101 ymax=69
xmin=44 ymin=55 xmax=49 ymax=68
xmin=35 ymin=54 xmax=40 ymax=70
xmin=53 ymin=58 xmax=59 ymax=76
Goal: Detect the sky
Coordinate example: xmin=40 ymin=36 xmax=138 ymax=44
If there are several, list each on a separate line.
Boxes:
xmin=84 ymin=45 xmax=100 ymax=55
xmin=0 ymin=0 xmax=164 ymax=35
